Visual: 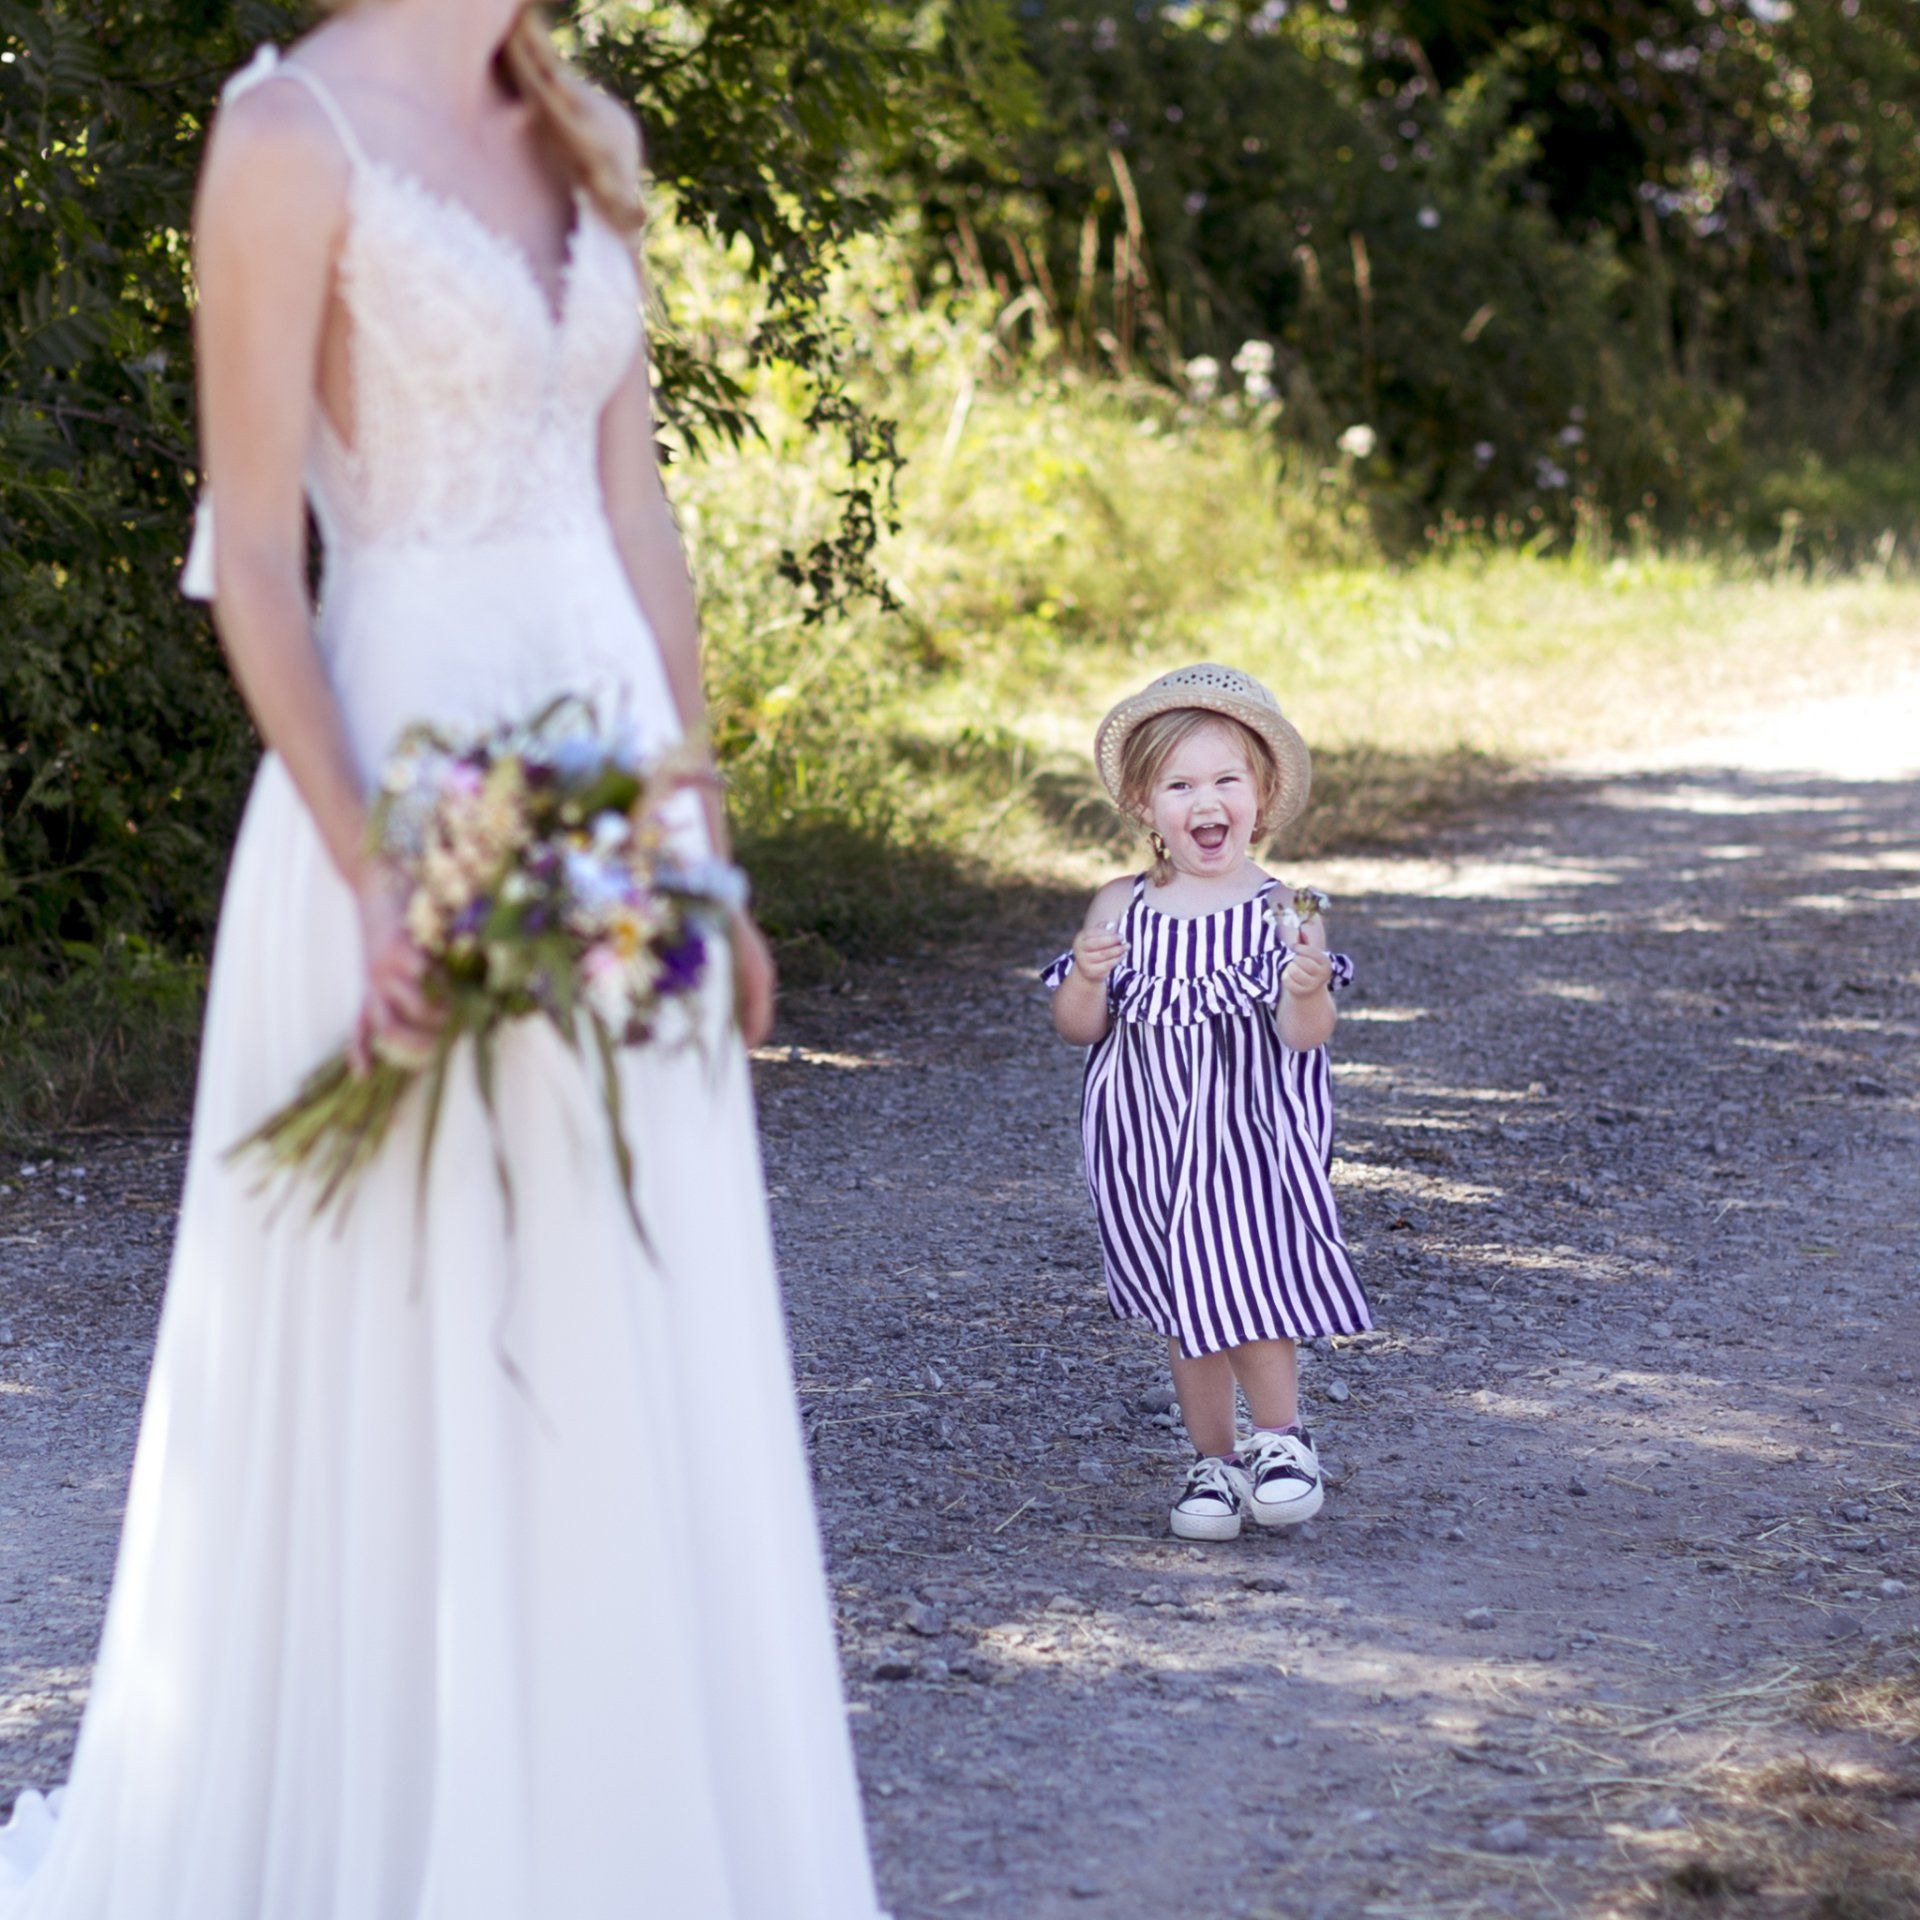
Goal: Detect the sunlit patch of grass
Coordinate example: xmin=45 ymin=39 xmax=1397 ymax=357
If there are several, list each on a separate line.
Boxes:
xmin=652 ymin=231 xmax=1920 ymax=966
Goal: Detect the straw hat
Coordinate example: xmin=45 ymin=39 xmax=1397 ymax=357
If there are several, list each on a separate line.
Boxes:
xmin=1094 ymin=663 xmax=1312 ymax=830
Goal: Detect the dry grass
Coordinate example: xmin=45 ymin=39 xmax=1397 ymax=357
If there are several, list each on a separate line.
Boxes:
xmin=1644 ymin=1641 xmax=1920 ymax=1920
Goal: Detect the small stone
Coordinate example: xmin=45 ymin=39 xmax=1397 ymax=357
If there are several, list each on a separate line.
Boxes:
xmin=1135 ymin=1584 xmax=1180 ymax=1608
xmin=1826 ymin=1612 xmax=1868 ymax=1642
xmin=1046 ymin=1594 xmax=1088 ymax=1615
xmin=871 ymin=1654 xmax=916 ymax=1681
xmin=1266 ymin=1730 xmax=1301 ymax=1750
xmin=1839 ymin=1502 xmax=1871 ymax=1523
xmin=1442 ymin=1525 xmax=1467 ymax=1542
xmin=1240 ymin=1573 xmax=1287 ymax=1594
xmin=1648 ymin=1322 xmax=1674 ymax=1340
xmin=1068 ymin=1880 xmax=1104 ymax=1900
xmin=1483 ymin=1818 xmax=1529 ymax=1854
xmin=1258 ymin=1834 xmax=1295 ymax=1860
xmin=1463 ymin=1607 xmax=1497 ymax=1631
xmin=1326 ymin=1380 xmax=1351 ymax=1405
xmin=1567 ymin=1475 xmax=1591 ymax=1497
xmin=918 ymin=1656 xmax=951 ymax=1684
xmin=1531 ymin=1644 xmax=1559 ymax=1662
xmin=902 ymin=1603 xmax=947 ymax=1637
xmin=1879 ymin=1578 xmax=1909 ymax=1599
xmin=1140 ymin=1385 xmax=1176 ymax=1414
xmin=1076 ymin=1460 xmax=1114 ymax=1486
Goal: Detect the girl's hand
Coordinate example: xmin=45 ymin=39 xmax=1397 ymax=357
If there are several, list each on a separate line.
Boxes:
xmin=1281 ymin=909 xmax=1332 ymax=999
xmin=1281 ymin=944 xmax=1334 ymax=998
xmin=1072 ymin=921 xmax=1127 ymax=984
xmin=731 ymin=908 xmax=778 ymax=1048
xmin=351 ymin=863 xmax=439 ymax=1074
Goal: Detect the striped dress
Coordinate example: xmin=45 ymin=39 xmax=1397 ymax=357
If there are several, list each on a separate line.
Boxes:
xmin=1043 ymin=874 xmax=1372 ymax=1358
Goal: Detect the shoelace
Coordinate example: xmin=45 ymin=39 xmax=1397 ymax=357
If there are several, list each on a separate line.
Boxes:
xmin=1181 ymin=1457 xmax=1241 ymax=1509
xmin=1247 ymin=1437 xmax=1317 ymax=1489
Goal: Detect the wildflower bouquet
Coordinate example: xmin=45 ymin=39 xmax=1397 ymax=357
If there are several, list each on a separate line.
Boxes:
xmin=231 ymin=695 xmax=746 ymax=1228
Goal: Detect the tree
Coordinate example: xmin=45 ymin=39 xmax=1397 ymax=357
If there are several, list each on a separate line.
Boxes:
xmin=0 ymin=0 xmax=1025 ymax=958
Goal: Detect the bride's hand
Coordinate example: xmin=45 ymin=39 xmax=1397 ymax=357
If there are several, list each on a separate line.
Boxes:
xmin=351 ymin=863 xmax=440 ymax=1074
xmin=731 ymin=909 xmax=778 ymax=1049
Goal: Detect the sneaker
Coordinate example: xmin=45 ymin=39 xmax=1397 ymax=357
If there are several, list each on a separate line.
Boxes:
xmin=1239 ymin=1427 xmax=1325 ymax=1528
xmin=1169 ymin=1455 xmax=1249 ymax=1541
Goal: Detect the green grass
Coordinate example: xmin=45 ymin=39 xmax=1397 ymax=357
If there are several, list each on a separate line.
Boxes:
xmin=7 ymin=236 xmax=1920 ymax=1139
xmin=676 ymin=321 xmax=1920 ymax=941
xmin=0 ymin=939 xmax=205 ymax=1146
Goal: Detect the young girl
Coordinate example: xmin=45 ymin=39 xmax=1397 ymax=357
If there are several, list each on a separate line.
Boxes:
xmin=1043 ymin=663 xmax=1372 ymax=1541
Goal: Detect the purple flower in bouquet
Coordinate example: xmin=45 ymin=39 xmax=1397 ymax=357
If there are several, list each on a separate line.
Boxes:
xmin=656 ymin=927 xmax=707 ymax=998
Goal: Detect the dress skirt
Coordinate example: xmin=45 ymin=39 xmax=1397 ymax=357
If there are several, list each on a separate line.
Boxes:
xmin=1046 ymin=875 xmax=1373 ymax=1359
xmin=0 ymin=533 xmax=889 ymax=1919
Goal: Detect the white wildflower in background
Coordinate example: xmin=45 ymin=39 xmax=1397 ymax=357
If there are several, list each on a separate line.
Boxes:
xmin=1558 ymin=423 xmax=1586 ymax=447
xmin=1535 ymin=457 xmax=1570 ymax=490
xmin=1233 ymin=339 xmax=1278 ymax=405
xmin=1184 ymin=355 xmax=1221 ymax=401
xmin=1338 ymin=423 xmax=1378 ymax=459
xmin=1417 ymin=206 xmax=1441 ymax=230
xmin=1184 ymin=189 xmax=1208 ymax=215
xmin=1473 ymin=441 xmax=1497 ymax=466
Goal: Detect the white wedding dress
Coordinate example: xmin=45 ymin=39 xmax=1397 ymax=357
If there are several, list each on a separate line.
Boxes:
xmin=0 ymin=46 xmax=887 ymax=1920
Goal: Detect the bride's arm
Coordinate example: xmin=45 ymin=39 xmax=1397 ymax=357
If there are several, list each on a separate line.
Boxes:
xmin=192 ymin=83 xmax=433 ymax=1059
xmin=597 ymin=350 xmax=714 ymax=826
xmin=595 ymin=107 xmax=777 ymax=1046
xmin=600 ymin=356 xmax=777 ymax=1046
xmin=193 ymin=85 xmax=363 ymax=879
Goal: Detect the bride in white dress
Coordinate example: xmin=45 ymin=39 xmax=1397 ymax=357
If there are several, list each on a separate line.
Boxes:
xmin=0 ymin=3 xmax=888 ymax=1916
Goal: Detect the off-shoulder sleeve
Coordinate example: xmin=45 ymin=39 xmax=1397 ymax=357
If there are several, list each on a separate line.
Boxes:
xmin=1041 ymin=951 xmax=1075 ymax=992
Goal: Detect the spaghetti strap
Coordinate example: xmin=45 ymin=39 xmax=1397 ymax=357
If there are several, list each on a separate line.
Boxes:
xmin=222 ymin=44 xmax=370 ymax=171
xmin=274 ymin=60 xmax=372 ymax=171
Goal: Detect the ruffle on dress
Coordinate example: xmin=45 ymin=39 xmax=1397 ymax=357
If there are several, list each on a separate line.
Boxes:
xmin=1043 ymin=945 xmax=1353 ymax=1027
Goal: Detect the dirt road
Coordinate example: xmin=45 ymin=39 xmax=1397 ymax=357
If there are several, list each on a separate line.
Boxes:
xmin=4 ymin=682 xmax=1918 ymax=1917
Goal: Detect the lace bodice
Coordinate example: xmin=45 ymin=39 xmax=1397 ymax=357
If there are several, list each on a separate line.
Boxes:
xmin=184 ymin=46 xmax=643 ymax=588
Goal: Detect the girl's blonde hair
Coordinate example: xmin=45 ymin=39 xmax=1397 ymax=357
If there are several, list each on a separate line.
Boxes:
xmin=1116 ymin=709 xmax=1284 ymax=881
xmin=321 ymin=4 xmax=648 ymax=236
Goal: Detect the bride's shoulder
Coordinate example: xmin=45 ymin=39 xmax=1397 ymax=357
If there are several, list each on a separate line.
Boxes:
xmin=196 ymin=53 xmax=350 ymax=259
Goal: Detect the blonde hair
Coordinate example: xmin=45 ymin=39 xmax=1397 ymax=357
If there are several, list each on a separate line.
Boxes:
xmin=320 ymin=4 xmax=648 ymax=236
xmin=1116 ymin=709 xmax=1284 ymax=881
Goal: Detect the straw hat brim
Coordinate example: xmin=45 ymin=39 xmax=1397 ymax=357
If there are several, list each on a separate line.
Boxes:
xmin=1095 ymin=679 xmax=1313 ymax=833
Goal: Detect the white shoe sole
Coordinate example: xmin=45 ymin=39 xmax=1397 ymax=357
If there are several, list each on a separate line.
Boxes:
xmin=1246 ymin=1479 xmax=1325 ymax=1528
xmin=1169 ymin=1507 xmax=1243 ymax=1542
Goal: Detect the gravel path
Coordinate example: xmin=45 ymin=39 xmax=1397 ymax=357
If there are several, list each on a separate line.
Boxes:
xmin=4 ymin=682 xmax=1918 ymax=1916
